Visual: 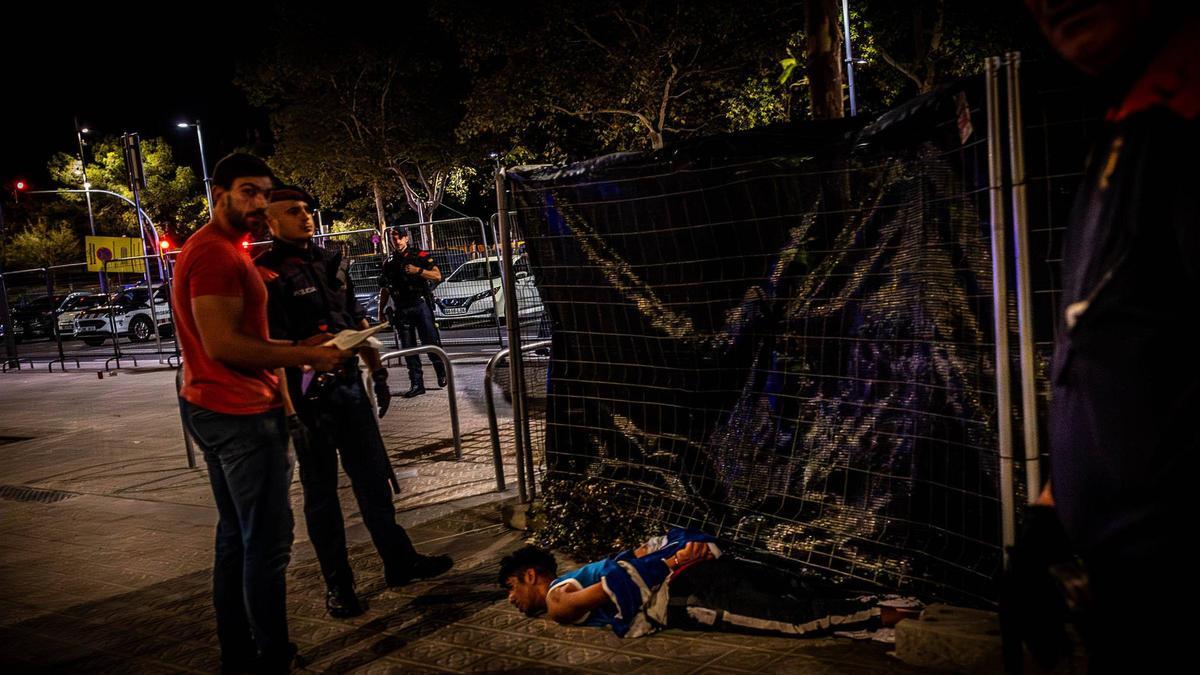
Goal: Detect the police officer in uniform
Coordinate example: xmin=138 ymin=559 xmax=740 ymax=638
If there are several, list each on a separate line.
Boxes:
xmin=256 ymin=187 xmax=452 ymax=618
xmin=378 ymin=227 xmax=447 ymax=398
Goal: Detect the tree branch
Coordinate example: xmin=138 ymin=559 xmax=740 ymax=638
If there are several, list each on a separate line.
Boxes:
xmin=876 ymin=45 xmax=924 ymax=90
xmin=657 ymin=59 xmax=680 ymax=134
xmin=568 ymin=21 xmax=616 ymax=59
xmin=549 ymin=104 xmax=656 ymax=136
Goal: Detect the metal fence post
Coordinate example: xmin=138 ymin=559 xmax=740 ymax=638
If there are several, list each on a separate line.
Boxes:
xmin=495 ymin=168 xmax=535 ymax=501
xmin=986 ymin=56 xmax=1018 ymax=560
xmin=484 ymin=348 xmax=515 ymax=495
xmin=0 ymin=269 xmax=18 ymax=369
xmin=44 ymin=267 xmax=70 ymax=371
xmin=379 ymin=345 xmax=462 ymax=460
xmin=1005 ymin=52 xmax=1043 ymax=505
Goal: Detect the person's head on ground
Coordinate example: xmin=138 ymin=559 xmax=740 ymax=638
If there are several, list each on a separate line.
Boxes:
xmin=266 ymin=186 xmax=317 ymax=246
xmin=210 ymin=153 xmax=274 ymax=235
xmin=498 ymin=545 xmax=558 ymax=617
xmin=1024 ymin=0 xmax=1192 ymax=76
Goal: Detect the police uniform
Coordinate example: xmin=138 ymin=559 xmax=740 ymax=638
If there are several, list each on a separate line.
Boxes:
xmin=1047 ymin=27 xmax=1200 ymax=668
xmin=379 ymin=235 xmax=446 ymax=395
xmin=256 ymin=238 xmax=421 ymax=605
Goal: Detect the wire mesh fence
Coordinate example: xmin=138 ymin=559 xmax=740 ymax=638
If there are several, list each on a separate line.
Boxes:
xmin=500 ymin=64 xmax=1094 ymax=604
xmin=1012 ymin=63 xmax=1102 ymax=507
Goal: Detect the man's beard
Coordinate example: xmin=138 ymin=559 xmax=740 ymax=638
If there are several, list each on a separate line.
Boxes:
xmin=225 ymin=197 xmax=267 ymax=236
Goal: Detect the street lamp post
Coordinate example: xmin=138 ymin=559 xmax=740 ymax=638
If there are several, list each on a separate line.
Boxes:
xmin=842 ymin=0 xmax=859 ymax=117
xmin=74 ymin=121 xmax=97 ymax=237
xmin=74 ymin=120 xmax=105 ymax=292
xmin=177 ymin=120 xmax=213 ymax=217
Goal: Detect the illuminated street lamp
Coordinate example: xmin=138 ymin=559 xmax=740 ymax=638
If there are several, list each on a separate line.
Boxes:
xmin=176 ymin=120 xmax=213 ymax=216
xmin=74 ymin=120 xmax=97 ymax=236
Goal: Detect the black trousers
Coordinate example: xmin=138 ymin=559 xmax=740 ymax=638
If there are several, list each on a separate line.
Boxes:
xmin=391 ymin=298 xmax=446 ymax=386
xmin=295 ymin=376 xmax=417 ymax=590
xmin=666 ymin=557 xmax=878 ymax=636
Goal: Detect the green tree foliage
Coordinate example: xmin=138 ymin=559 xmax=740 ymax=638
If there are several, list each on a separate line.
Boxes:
xmin=239 ymin=3 xmax=480 ymax=227
xmin=47 ymin=136 xmax=206 ymax=236
xmin=4 ymin=219 xmax=79 ymax=269
xmin=438 ymin=0 xmax=802 ymax=159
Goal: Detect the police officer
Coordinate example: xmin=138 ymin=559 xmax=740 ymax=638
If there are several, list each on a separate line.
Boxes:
xmin=256 ymin=186 xmax=452 ymax=619
xmin=378 ymin=227 xmax=447 ymax=398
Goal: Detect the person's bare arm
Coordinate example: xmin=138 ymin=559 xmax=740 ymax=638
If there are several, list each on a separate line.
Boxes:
xmin=1036 ymin=481 xmax=1054 ymax=507
xmin=192 ymin=294 xmax=351 ymax=371
xmin=277 ymin=368 xmax=296 ymax=416
xmin=546 ymin=542 xmax=713 ymax=624
xmin=546 ymin=582 xmax=611 ymax=625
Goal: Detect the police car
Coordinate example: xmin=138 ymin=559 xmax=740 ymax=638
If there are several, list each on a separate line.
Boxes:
xmin=55 ymin=291 xmax=108 ymax=336
xmin=73 ymin=284 xmax=173 ymax=346
xmin=432 ymin=255 xmax=543 ymax=327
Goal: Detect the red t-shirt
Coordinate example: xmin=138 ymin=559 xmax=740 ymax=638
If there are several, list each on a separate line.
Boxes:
xmin=173 ymin=223 xmax=281 ymax=414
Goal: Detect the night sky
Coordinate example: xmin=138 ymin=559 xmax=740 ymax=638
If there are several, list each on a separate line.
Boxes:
xmin=1 ymin=2 xmax=275 ymax=187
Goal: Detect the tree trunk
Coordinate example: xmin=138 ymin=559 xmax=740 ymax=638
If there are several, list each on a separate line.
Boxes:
xmin=371 ymin=181 xmax=387 ymax=240
xmin=804 ymin=0 xmax=845 ymax=120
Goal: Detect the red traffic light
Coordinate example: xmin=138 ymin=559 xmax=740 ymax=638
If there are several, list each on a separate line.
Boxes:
xmin=15 ymin=181 xmax=26 ymax=190
xmin=159 ymin=238 xmax=172 ymax=250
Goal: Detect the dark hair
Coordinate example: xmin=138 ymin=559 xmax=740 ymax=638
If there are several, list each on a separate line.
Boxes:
xmin=211 ymin=153 xmax=274 ymax=189
xmin=497 ymin=545 xmax=557 ymax=587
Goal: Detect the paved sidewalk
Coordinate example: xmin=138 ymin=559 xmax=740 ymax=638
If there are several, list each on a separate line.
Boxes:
xmin=0 ymin=367 xmax=923 ymax=673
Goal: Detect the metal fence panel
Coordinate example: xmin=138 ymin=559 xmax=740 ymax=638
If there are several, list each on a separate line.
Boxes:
xmin=504 ymin=73 xmax=1022 ymax=604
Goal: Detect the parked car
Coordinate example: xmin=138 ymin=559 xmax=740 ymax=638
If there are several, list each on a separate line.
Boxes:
xmin=430 ymin=249 xmax=469 ymax=283
xmin=73 ymin=284 xmax=173 ymax=346
xmin=355 ymin=292 xmax=382 ymax=325
xmin=55 ymin=292 xmax=108 ymax=337
xmin=9 ymin=294 xmax=66 ymax=341
xmin=432 ymin=255 xmax=543 ymax=327
xmin=0 ymin=318 xmax=25 ymax=342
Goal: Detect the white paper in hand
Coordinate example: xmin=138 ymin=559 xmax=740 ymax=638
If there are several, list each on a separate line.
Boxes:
xmin=323 ymin=322 xmax=391 ymax=350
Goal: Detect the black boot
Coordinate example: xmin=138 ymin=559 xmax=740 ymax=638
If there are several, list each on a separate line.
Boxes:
xmin=402 ymin=382 xmax=426 ymax=398
xmin=436 ymin=370 xmax=447 ymax=388
xmin=325 ymin=585 xmax=365 ymax=618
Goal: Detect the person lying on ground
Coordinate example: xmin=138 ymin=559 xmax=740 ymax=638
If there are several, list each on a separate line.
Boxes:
xmin=499 ymin=528 xmax=906 ymax=638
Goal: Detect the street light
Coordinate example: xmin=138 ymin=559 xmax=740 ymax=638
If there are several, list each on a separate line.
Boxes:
xmin=841 ymin=0 xmax=859 ymax=117
xmin=75 ymin=119 xmax=106 ymax=293
xmin=176 ymin=120 xmax=213 ymax=217
xmin=74 ymin=120 xmax=97 ymax=237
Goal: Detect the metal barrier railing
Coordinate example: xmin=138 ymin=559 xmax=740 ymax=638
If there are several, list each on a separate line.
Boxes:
xmin=484 ymin=340 xmax=550 ymax=500
xmin=379 ymin=345 xmax=463 ymax=460
xmin=176 ymin=367 xmax=198 ymax=469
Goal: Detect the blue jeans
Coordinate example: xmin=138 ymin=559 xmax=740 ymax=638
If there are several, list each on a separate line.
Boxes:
xmin=181 ymin=400 xmax=295 ymax=668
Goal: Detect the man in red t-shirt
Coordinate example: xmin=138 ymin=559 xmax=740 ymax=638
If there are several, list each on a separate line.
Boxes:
xmin=173 ymin=153 xmax=351 ymax=673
